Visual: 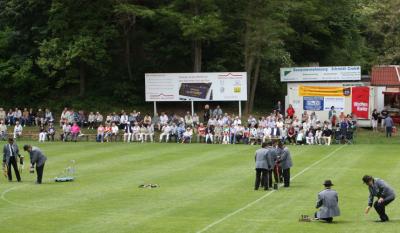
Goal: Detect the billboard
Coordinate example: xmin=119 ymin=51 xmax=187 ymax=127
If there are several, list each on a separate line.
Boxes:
xmin=145 ymin=72 xmax=247 ymax=101
xmin=303 ymin=97 xmax=324 ymax=111
xmin=281 ymin=66 xmax=361 ymax=82
xmin=352 ymin=86 xmax=370 ymax=119
xmin=324 ymin=97 xmax=345 ymax=111
xmin=299 ymin=86 xmax=351 ymax=97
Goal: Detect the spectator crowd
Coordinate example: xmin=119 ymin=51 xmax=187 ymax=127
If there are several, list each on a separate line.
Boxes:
xmin=0 ymin=103 xmax=363 ymax=145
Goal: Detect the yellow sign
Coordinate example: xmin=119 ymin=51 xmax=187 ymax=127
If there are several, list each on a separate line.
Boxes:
xmin=299 ymin=86 xmax=350 ymax=97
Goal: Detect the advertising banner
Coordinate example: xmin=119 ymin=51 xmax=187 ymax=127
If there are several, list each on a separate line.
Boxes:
xmin=324 ymin=97 xmax=345 ymax=111
xmin=299 ymin=86 xmax=351 ymax=97
xmin=281 ymin=66 xmax=361 ymax=82
xmin=145 ymin=72 xmax=247 ymax=101
xmin=303 ymin=97 xmax=324 ymax=111
xmin=352 ymin=86 xmax=370 ymax=119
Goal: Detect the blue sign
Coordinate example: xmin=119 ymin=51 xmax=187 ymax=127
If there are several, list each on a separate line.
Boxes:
xmin=303 ymin=96 xmax=324 ymax=111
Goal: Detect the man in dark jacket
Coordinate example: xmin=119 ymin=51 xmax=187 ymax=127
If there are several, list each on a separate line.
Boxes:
xmin=277 ymin=142 xmax=293 ymax=187
xmin=23 ymin=145 xmax=47 ymax=184
xmin=363 ymin=175 xmax=395 ymax=222
xmin=3 ymin=138 xmax=22 ymax=182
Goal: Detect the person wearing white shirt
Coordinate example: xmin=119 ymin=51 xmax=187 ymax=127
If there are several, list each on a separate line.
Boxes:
xmin=123 ymin=122 xmax=132 ymax=142
xmin=88 ymin=112 xmax=96 ymax=129
xmin=120 ymin=112 xmax=128 ymax=128
xmin=306 ymin=129 xmax=315 ymax=145
xmin=249 ymin=126 xmax=258 ymax=145
xmin=111 ymin=123 xmax=119 ymax=142
xmin=296 ymin=130 xmax=305 ymax=145
xmin=96 ymin=112 xmax=103 ymax=127
xmin=262 ymin=126 xmax=271 ymax=143
xmin=139 ymin=125 xmax=149 ymax=143
xmin=184 ymin=112 xmax=193 ymax=127
xmin=160 ymin=112 xmax=169 ymax=126
xmin=13 ymin=121 xmax=23 ymax=139
xmin=182 ymin=127 xmax=193 ymax=143
xmin=159 ymin=124 xmax=171 ymax=142
xmin=131 ymin=123 xmax=141 ymax=142
xmin=147 ymin=124 xmax=154 ymax=142
xmin=280 ymin=126 xmax=288 ymax=144
xmin=0 ymin=121 xmax=7 ymax=140
xmin=315 ymin=128 xmax=323 ymax=145
xmin=233 ymin=117 xmax=241 ymax=126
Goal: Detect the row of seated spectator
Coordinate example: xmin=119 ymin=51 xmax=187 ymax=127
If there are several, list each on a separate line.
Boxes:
xmin=0 ymin=108 xmax=54 ymax=126
xmin=0 ymin=105 xmax=356 ymax=145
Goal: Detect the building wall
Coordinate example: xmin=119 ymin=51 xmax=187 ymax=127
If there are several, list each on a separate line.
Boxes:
xmin=285 ymin=82 xmax=378 ymax=123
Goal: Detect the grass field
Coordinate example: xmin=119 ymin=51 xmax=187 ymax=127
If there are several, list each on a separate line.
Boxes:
xmin=0 ymin=130 xmax=399 ymax=233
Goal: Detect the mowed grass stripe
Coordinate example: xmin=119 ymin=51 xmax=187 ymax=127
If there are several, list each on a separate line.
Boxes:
xmin=203 ymin=145 xmax=400 ymax=233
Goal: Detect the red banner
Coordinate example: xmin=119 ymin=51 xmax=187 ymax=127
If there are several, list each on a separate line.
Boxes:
xmin=352 ymin=87 xmax=370 ymax=119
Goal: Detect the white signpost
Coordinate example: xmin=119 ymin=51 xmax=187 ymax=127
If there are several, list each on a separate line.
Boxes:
xmin=280 ymin=66 xmax=361 ymax=82
xmin=145 ymin=72 xmax=248 ymax=116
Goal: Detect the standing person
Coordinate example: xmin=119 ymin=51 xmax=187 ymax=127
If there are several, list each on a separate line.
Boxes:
xmin=315 ymin=180 xmax=340 ymax=223
xmin=254 ymin=142 xmax=270 ymax=191
xmin=380 ymin=107 xmax=389 ymax=130
xmin=371 ymin=109 xmax=379 ymax=132
xmin=203 ymin=104 xmax=211 ymax=123
xmin=328 ymin=106 xmax=337 ymax=127
xmin=384 ymin=115 xmax=394 ymax=138
xmin=23 ymin=145 xmax=47 ymax=184
xmin=265 ymin=141 xmax=276 ymax=189
xmin=363 ymin=175 xmax=395 ymax=222
xmin=2 ymin=138 xmax=22 ymax=182
xmin=277 ymin=141 xmax=292 ymax=187
xmin=286 ymin=104 xmax=295 ymax=119
xmin=275 ymin=101 xmax=283 ymax=115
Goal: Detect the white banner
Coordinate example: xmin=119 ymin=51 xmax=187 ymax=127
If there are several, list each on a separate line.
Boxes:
xmin=280 ymin=66 xmax=361 ymax=82
xmin=145 ymin=72 xmax=247 ymax=101
xmin=323 ymin=97 xmax=345 ymax=111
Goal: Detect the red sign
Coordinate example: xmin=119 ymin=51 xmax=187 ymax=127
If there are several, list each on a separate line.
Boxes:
xmin=352 ymin=87 xmax=370 ymax=119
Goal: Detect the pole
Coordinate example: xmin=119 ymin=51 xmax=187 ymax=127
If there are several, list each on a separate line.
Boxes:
xmin=153 ymin=101 xmax=157 ymax=116
xmin=191 ymin=101 xmax=194 ymax=116
xmin=238 ymin=101 xmax=242 ymax=118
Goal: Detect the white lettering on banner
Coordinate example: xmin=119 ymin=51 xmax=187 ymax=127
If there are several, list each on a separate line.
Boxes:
xmin=354 ymin=102 xmax=368 ymax=112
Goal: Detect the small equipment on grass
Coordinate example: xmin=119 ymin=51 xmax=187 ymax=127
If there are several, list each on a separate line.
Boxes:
xmin=299 ymin=214 xmax=312 ymax=222
xmin=138 ymin=184 xmax=159 ymax=189
xmin=55 ymin=160 xmax=76 ymax=182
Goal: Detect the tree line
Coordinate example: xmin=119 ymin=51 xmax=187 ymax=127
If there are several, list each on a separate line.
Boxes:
xmin=0 ymin=0 xmax=399 ymax=113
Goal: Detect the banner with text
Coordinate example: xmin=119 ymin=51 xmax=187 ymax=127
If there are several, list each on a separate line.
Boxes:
xmin=299 ymin=86 xmax=351 ymax=97
xmin=281 ymin=66 xmax=361 ymax=82
xmin=145 ymin=72 xmax=247 ymax=101
xmin=352 ymin=86 xmax=370 ymax=119
xmin=303 ymin=97 xmax=324 ymax=111
xmin=324 ymin=97 xmax=345 ymax=111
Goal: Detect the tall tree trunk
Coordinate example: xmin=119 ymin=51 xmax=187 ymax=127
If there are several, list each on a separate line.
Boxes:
xmin=79 ymin=62 xmax=86 ymax=97
xmin=249 ymin=57 xmax=261 ymax=113
xmin=125 ymin=32 xmax=133 ymax=80
xmin=193 ymin=39 xmax=202 ymax=72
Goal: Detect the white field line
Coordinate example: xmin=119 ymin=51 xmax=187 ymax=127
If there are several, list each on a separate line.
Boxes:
xmin=196 ymin=145 xmax=345 ymax=233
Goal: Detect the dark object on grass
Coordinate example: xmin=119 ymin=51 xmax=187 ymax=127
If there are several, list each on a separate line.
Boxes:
xmin=138 ymin=184 xmax=159 ymax=189
xmin=299 ymin=214 xmax=312 ymax=222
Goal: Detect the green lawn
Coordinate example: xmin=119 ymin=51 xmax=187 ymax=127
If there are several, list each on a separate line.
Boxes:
xmin=0 ymin=131 xmax=399 ymax=233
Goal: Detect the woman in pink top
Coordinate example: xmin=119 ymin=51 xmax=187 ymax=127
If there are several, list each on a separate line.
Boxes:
xmin=97 ymin=124 xmax=105 ymax=143
xmin=71 ymin=123 xmax=81 ymax=142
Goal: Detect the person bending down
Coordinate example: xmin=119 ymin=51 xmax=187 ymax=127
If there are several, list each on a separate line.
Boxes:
xmin=363 ymin=175 xmax=395 ymax=222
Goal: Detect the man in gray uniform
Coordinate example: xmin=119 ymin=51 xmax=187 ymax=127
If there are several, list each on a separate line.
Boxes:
xmin=23 ymin=145 xmax=47 ymax=184
xmin=315 ymin=180 xmax=340 ymax=223
xmin=254 ymin=142 xmax=269 ymax=190
xmin=266 ymin=141 xmax=276 ymax=189
xmin=277 ymin=141 xmax=293 ymax=187
xmin=363 ymin=175 xmax=395 ymax=222
xmin=2 ymin=138 xmax=23 ymax=182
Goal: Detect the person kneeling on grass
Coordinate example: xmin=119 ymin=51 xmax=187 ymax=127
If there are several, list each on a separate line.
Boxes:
xmin=315 ymin=180 xmax=340 ymax=223
xmin=363 ymin=175 xmax=395 ymax=222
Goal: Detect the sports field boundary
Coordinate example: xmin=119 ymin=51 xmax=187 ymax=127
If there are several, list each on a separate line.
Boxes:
xmin=196 ymin=145 xmax=345 ymax=233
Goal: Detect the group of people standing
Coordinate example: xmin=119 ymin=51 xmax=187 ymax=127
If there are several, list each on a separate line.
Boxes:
xmin=254 ymin=141 xmax=293 ymax=190
xmin=2 ymin=138 xmax=47 ymax=184
xmin=253 ymin=143 xmax=396 ymax=224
